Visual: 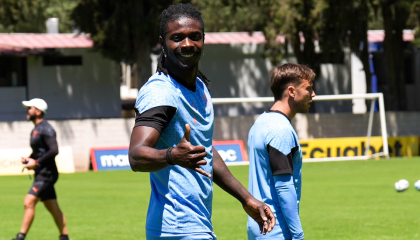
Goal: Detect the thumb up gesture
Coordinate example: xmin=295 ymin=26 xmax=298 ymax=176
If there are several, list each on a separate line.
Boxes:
xmin=171 ymin=124 xmax=211 ymax=178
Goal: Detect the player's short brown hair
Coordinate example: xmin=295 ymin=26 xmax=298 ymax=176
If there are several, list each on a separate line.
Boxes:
xmin=270 ymin=63 xmax=316 ymax=100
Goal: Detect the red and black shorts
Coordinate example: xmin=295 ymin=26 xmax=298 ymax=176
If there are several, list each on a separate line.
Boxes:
xmin=28 ymin=180 xmax=57 ymax=201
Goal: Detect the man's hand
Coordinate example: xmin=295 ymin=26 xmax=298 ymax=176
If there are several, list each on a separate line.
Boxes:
xmin=171 ymin=124 xmax=211 ymax=178
xmin=21 ymin=156 xmax=29 ymax=164
xmin=243 ymin=197 xmax=276 ymax=235
xmin=22 ymin=157 xmax=37 ymax=170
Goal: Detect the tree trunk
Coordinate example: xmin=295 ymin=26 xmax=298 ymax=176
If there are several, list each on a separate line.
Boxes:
xmin=381 ymin=1 xmax=407 ymax=110
xmin=360 ymin=41 xmax=372 ymax=94
xmin=292 ymin=30 xmax=303 ymax=64
xmin=394 ymin=1 xmax=409 ymax=110
xmin=359 ymin=0 xmax=372 ymax=94
xmin=301 ymin=0 xmax=318 ymax=73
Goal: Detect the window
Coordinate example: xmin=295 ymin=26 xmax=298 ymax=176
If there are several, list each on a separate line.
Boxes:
xmin=43 ymin=56 xmax=82 ymax=66
xmin=0 ymin=57 xmax=27 ymax=87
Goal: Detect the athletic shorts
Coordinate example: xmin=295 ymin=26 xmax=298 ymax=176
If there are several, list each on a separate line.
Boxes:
xmin=146 ymin=229 xmax=217 ymax=240
xmin=28 ymin=180 xmax=57 ymax=201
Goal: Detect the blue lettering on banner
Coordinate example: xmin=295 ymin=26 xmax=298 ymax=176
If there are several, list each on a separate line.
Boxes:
xmin=213 ymin=140 xmax=248 ymax=165
xmin=91 ymin=141 xmax=249 ymax=171
xmin=91 ymin=148 xmax=130 ymax=171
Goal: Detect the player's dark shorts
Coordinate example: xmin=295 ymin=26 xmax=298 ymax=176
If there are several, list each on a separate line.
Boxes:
xmin=28 ymin=180 xmax=57 ymax=201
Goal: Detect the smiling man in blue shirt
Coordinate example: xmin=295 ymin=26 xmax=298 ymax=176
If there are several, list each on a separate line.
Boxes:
xmin=247 ymin=63 xmax=316 ymax=240
xmin=128 ymin=3 xmax=275 ymax=239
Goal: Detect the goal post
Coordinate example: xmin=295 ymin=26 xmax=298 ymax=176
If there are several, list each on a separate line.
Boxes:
xmin=212 ymin=93 xmax=389 ymax=162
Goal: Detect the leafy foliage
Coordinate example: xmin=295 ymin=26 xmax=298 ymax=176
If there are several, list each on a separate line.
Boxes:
xmin=194 ymin=0 xmax=420 ymax=108
xmin=70 ymin=0 xmax=191 ymax=87
xmin=44 ymin=0 xmax=78 ymax=33
xmin=408 ymin=1 xmax=420 ymax=46
xmin=192 ymin=0 xmax=267 ymax=32
xmin=0 ymin=0 xmax=77 ymax=33
xmin=2 ymin=0 xmax=420 ymax=107
xmin=71 ymin=0 xmax=189 ymax=64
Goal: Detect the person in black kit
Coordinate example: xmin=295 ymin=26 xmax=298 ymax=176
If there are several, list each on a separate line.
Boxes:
xmin=12 ymin=98 xmax=69 ymax=240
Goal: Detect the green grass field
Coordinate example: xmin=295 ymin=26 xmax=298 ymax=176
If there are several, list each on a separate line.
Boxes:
xmin=1 ymin=157 xmax=420 ymax=240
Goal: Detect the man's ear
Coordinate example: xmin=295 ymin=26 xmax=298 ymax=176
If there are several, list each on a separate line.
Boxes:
xmin=35 ymin=109 xmax=43 ymax=117
xmin=287 ymin=85 xmax=296 ymax=98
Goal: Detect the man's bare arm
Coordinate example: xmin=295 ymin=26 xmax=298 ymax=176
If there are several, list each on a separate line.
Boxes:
xmin=128 ymin=126 xmax=167 ymax=172
xmin=212 ymin=147 xmax=276 ymax=234
xmin=128 ymin=124 xmax=211 ymax=177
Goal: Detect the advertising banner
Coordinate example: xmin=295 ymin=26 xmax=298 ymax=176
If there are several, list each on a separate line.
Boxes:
xmin=91 ymin=147 xmax=130 ymax=171
xmin=213 ymin=140 xmax=248 ymax=166
xmin=89 ymin=136 xmax=418 ymax=171
xmin=0 ymin=146 xmax=75 ymax=176
xmin=300 ymin=136 xmax=419 ymax=159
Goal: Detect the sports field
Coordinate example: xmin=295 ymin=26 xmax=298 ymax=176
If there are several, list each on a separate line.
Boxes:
xmin=1 ymin=157 xmax=419 ymax=240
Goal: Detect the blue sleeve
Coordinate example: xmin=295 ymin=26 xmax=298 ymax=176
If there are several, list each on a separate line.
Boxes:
xmin=265 ymin=126 xmax=295 ymax=156
xmin=274 ymin=174 xmax=304 ymax=240
xmin=135 ymin=78 xmax=178 ymax=114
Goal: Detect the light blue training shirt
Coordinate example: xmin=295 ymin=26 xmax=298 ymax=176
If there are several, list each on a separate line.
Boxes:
xmin=247 ymin=111 xmax=304 ymax=240
xmin=135 ymin=72 xmax=215 ymax=234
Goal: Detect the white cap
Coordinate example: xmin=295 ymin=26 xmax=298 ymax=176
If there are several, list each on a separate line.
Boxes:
xmin=22 ymin=98 xmax=48 ymax=113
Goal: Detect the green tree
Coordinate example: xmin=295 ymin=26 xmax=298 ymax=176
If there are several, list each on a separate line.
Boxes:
xmin=195 ymin=0 xmax=420 ymax=108
xmin=319 ymin=0 xmax=373 ymax=93
xmin=71 ymin=0 xmax=189 ymax=88
xmin=193 ymin=0 xmax=321 ymax=68
xmin=270 ymin=0 xmax=325 ymax=71
xmin=192 ymin=0 xmax=266 ymax=32
xmin=44 ymin=0 xmax=79 ymax=33
xmin=0 ymin=0 xmax=77 ymax=33
xmin=375 ymin=0 xmax=414 ymax=110
xmin=408 ymin=0 xmax=420 ymax=46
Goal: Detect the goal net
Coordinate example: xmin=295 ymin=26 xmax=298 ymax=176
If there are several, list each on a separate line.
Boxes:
xmin=212 ymin=93 xmax=389 ymax=163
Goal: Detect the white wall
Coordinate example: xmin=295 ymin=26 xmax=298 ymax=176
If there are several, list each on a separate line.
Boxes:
xmin=27 ymin=48 xmax=121 ymax=119
xmin=197 ymin=43 xmax=354 ymax=115
xmin=1 ymin=112 xmax=418 ymax=172
xmin=0 ymin=119 xmax=133 ymax=172
xmin=199 ymin=44 xmax=273 ymax=98
xmin=198 ymin=44 xmax=274 ymax=116
xmin=314 ymin=63 xmax=353 ymax=113
xmin=351 ymin=53 xmax=368 ymax=113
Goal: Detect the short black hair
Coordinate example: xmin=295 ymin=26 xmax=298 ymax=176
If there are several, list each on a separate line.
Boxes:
xmin=157 ymin=3 xmax=210 ymax=89
xmin=159 ymin=3 xmax=204 ymax=38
